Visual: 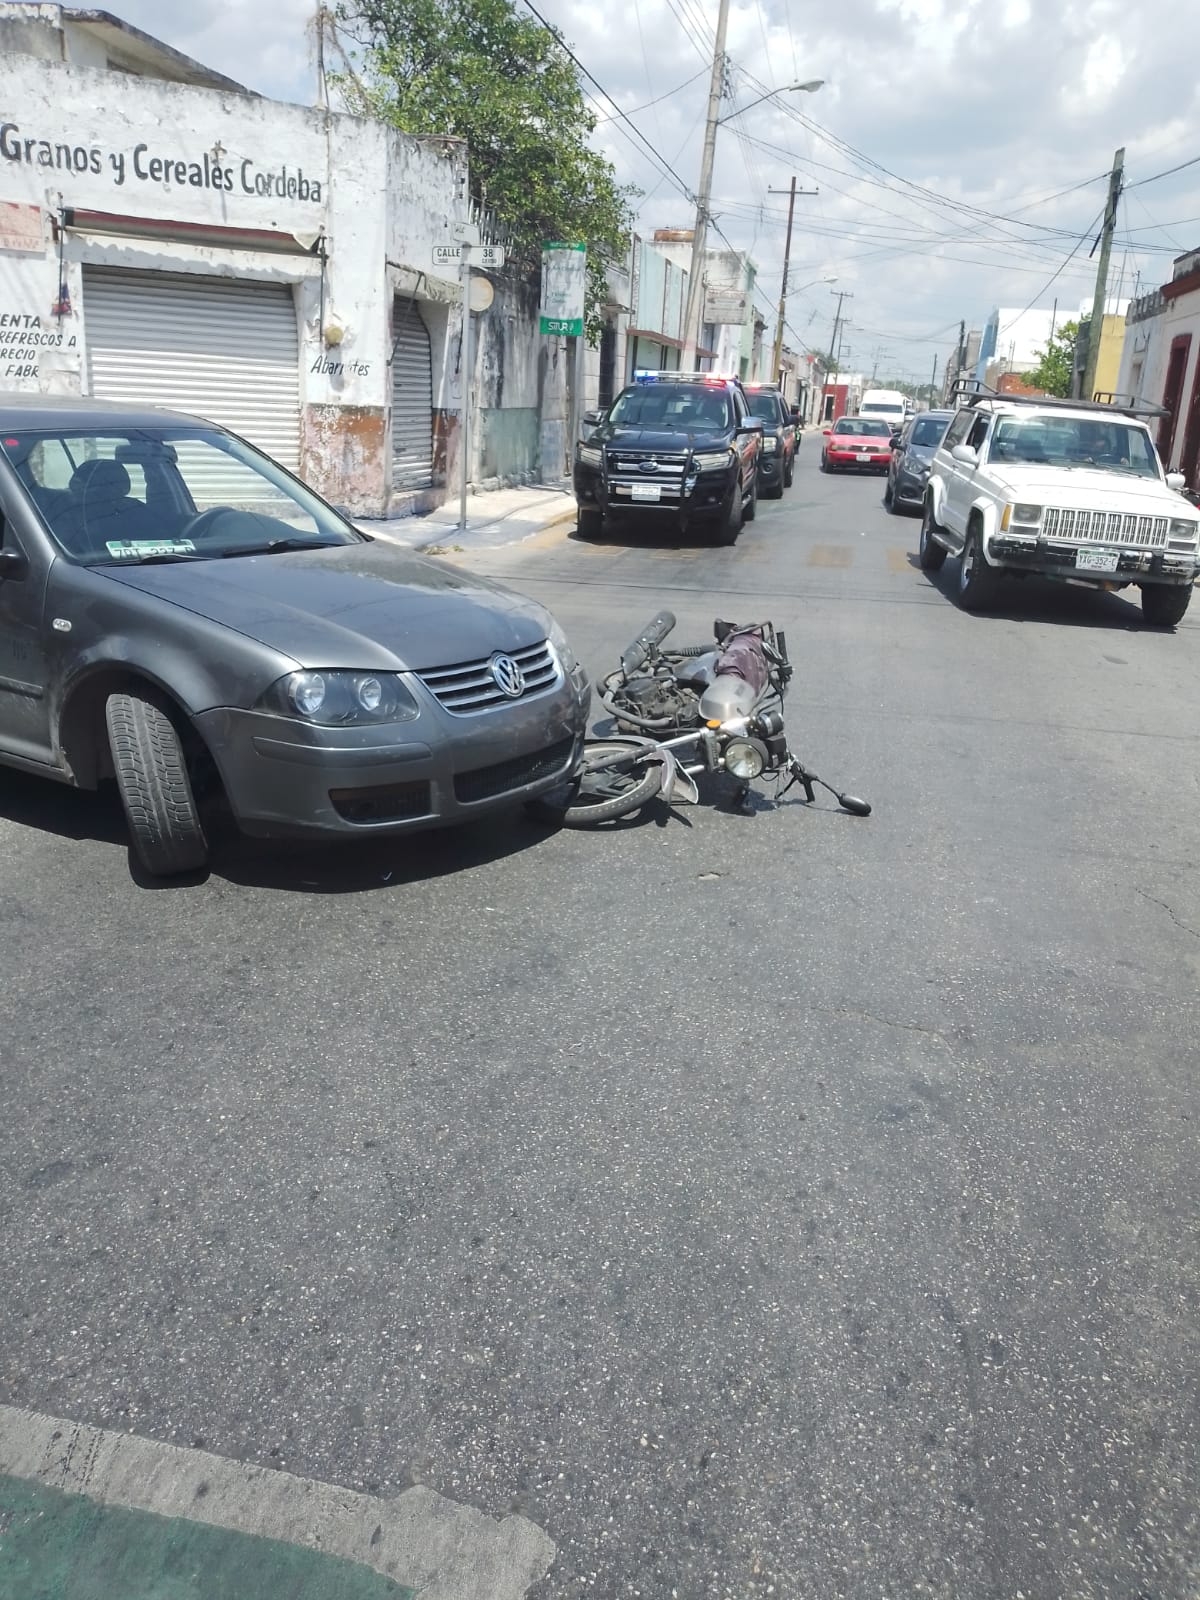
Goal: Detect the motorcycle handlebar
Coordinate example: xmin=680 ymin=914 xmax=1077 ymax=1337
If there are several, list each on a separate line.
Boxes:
xmin=621 ymin=609 xmax=677 ymax=675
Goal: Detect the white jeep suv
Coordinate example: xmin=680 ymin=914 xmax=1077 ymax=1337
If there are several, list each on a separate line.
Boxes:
xmin=920 ymin=395 xmax=1199 ymax=626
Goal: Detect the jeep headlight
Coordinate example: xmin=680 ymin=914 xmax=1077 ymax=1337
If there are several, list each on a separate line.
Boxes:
xmin=1013 ymin=503 xmax=1042 ymax=523
xmin=577 ymin=443 xmax=603 ymax=468
xmin=694 ymin=448 xmax=736 ymax=471
xmin=1167 ymin=517 xmax=1199 ymax=543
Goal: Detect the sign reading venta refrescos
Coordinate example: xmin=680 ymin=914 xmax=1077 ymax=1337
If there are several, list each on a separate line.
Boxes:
xmin=539 ymin=243 xmax=586 ymax=337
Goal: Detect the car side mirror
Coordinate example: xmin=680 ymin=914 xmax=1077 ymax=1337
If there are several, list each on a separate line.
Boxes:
xmin=582 ymin=410 xmax=604 ymax=428
xmin=738 ymin=421 xmax=764 ymax=435
xmin=822 ymin=427 xmax=832 ymax=436
xmin=1166 ymin=471 xmax=1186 ymax=490
xmin=890 ymin=438 xmax=901 ymax=449
xmin=951 ymin=443 xmax=978 ymax=464
xmin=0 ymin=547 xmax=28 ymax=580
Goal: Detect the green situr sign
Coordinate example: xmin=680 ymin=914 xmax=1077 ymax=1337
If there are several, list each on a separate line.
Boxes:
xmin=539 ymin=242 xmax=587 ymax=337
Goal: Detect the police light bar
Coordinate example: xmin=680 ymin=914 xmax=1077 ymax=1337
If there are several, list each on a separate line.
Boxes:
xmin=632 ymin=369 xmax=738 ymax=384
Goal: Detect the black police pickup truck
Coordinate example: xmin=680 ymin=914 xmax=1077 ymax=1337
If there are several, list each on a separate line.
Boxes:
xmin=573 ymin=373 xmax=762 ymax=544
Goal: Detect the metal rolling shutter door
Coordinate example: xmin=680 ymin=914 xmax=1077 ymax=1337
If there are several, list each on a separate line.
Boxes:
xmin=83 ymin=268 xmax=300 ymax=469
xmin=392 ymin=302 xmax=433 ymax=490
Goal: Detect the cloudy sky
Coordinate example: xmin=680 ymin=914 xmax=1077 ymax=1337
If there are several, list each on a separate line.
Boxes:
xmin=122 ymin=0 xmax=1199 ymax=384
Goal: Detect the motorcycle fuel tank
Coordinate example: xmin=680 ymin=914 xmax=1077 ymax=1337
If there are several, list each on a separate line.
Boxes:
xmin=699 ymin=672 xmax=760 ymax=723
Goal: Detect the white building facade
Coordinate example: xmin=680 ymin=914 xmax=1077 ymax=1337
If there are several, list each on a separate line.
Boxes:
xmin=1115 ymin=248 xmax=1200 ymax=487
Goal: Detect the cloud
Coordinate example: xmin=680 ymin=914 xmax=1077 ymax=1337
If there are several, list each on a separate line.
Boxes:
xmin=109 ymin=0 xmax=1200 ymax=380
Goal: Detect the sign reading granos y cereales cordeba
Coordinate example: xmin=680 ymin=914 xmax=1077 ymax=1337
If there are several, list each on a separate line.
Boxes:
xmin=0 ymin=121 xmax=323 ymax=201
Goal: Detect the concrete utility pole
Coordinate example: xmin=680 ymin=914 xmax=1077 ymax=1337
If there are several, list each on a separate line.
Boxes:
xmin=1083 ymin=145 xmax=1125 ymax=403
xmin=768 ymin=177 xmax=818 ymax=383
xmin=827 ymin=289 xmax=851 ymax=376
xmin=459 ymin=243 xmax=473 ymax=534
xmin=680 ymin=0 xmax=731 ymax=372
xmin=953 ymin=319 xmax=965 ymax=396
xmin=930 ymin=353 xmax=938 ymax=409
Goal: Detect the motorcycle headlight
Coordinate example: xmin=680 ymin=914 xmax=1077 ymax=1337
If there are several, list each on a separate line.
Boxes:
xmin=262 ymin=670 xmax=420 ymax=725
xmin=577 ymin=443 xmax=603 ymax=468
xmin=693 ymin=449 xmax=735 ymax=471
xmin=724 ymin=737 xmax=766 ymax=780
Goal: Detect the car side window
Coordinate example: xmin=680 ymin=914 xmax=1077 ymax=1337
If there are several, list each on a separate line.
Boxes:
xmin=966 ymin=413 xmax=990 ymax=452
xmin=942 ymin=409 xmax=974 ymax=450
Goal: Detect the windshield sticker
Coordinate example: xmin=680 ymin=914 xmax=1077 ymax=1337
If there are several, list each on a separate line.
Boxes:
xmin=105 ymin=539 xmax=197 ymax=559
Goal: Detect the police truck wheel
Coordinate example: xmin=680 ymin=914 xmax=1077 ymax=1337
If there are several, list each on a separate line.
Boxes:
xmin=577 ymin=506 xmax=602 ymax=539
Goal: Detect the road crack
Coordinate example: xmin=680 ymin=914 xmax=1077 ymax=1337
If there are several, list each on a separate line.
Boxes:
xmin=1136 ymin=887 xmax=1200 ymax=942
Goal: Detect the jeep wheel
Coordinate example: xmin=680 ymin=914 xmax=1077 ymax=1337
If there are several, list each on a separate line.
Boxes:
xmin=957 ymin=523 xmax=1000 ymax=612
xmin=106 ymin=691 xmax=209 ymax=877
xmin=577 ymin=506 xmax=602 ymax=540
xmin=1140 ymin=583 xmax=1193 ymax=628
xmin=918 ymin=500 xmax=947 ymax=571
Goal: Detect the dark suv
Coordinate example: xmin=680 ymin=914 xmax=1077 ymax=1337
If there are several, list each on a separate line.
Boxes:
xmin=743 ymin=385 xmax=796 ymax=498
xmin=884 ymin=409 xmax=953 ymax=513
xmin=574 ymin=374 xmax=762 ymax=544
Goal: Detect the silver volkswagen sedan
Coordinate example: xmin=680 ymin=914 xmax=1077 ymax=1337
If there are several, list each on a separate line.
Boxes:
xmin=0 ymin=396 xmax=590 ymax=876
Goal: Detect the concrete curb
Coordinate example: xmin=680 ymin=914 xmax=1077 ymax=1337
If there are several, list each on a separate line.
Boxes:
xmin=0 ymin=1403 xmax=555 ymax=1600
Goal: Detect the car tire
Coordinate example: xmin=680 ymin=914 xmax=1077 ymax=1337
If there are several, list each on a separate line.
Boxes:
xmin=884 ymin=480 xmax=897 ymax=513
xmin=918 ymin=500 xmax=947 ymax=571
xmin=716 ymin=480 xmax=744 ymax=545
xmin=106 ymin=690 xmax=209 ymax=877
xmin=743 ymin=471 xmax=759 ymax=521
xmin=764 ymin=472 xmax=784 ymax=499
xmin=577 ymin=506 xmax=602 ymax=539
xmin=819 ymin=452 xmax=829 ymax=472
xmin=1140 ymin=583 xmax=1193 ymax=628
xmin=957 ymin=523 xmax=1000 ymax=612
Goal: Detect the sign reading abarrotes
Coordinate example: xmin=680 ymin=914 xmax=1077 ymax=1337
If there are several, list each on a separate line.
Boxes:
xmin=539 ymin=242 xmax=586 ymax=337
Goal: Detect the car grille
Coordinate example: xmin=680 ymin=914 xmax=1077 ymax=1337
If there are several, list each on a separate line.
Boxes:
xmin=454 ymin=737 xmax=575 ymax=803
xmin=329 ymin=780 xmax=432 ymax=823
xmin=1041 ymin=508 xmax=1168 ymax=548
xmin=418 ymin=640 xmax=559 ymax=714
xmin=606 ymin=449 xmax=690 ymax=505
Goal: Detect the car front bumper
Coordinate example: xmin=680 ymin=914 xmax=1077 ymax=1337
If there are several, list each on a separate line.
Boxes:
xmin=893 ymin=469 xmax=930 ymax=502
xmin=574 ymin=461 xmax=738 ymax=524
xmin=756 ymin=452 xmax=783 ymax=485
xmin=988 ymin=536 xmax=1200 ymax=588
xmin=196 ymin=666 xmax=591 ymax=838
xmin=827 ymin=449 xmax=891 ymax=471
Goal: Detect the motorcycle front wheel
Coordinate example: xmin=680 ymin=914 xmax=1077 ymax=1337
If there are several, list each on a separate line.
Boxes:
xmin=526 ymin=738 xmax=664 ymax=827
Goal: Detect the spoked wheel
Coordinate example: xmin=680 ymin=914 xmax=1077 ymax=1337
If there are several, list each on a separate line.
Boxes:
xmin=525 ymin=738 xmax=664 ymax=828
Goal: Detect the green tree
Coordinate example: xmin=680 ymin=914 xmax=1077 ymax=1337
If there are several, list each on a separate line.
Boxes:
xmin=332 ymin=0 xmax=633 ymax=338
xmin=1022 ymin=320 xmax=1079 ymax=398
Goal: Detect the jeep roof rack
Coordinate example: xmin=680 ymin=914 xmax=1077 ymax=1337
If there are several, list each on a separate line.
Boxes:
xmin=948 ymin=376 xmax=1169 ymax=420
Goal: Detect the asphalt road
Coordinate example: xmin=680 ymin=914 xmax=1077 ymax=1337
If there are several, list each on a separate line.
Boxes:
xmin=2 ymin=439 xmax=1199 ymax=1598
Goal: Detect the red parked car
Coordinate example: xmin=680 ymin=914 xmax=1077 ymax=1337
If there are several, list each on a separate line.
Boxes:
xmin=820 ymin=416 xmax=895 ymax=474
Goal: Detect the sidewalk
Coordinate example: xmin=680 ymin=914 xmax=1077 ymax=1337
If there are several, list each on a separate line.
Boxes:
xmin=357 ymin=482 xmax=576 ymax=553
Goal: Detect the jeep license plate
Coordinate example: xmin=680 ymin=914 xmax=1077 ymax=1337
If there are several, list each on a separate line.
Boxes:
xmin=1076 ymin=548 xmax=1119 ymax=573
xmin=631 ymin=483 xmax=661 ymax=502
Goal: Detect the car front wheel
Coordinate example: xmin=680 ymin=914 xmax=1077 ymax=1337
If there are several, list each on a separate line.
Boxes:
xmin=106 ymin=691 xmax=209 ymax=877
xmin=918 ymin=500 xmax=947 ymax=571
xmin=1140 ymin=583 xmax=1192 ymax=627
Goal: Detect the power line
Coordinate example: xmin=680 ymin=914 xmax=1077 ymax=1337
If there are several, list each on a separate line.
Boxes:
xmin=1126 ymin=152 xmax=1200 ymax=190
xmin=998 ymin=206 xmax=1106 ymax=337
xmin=592 ymin=66 xmax=708 ymax=124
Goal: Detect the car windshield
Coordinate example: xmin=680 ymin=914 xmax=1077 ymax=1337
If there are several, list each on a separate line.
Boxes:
xmin=745 ymin=390 xmax=781 ymax=420
xmin=910 ymin=417 xmax=949 ymax=447
xmin=990 ymin=415 xmax=1160 ymax=477
xmin=609 ymin=385 xmax=731 ymax=430
xmin=0 ymin=426 xmax=361 ymax=564
xmin=834 ymin=418 xmax=891 ymax=436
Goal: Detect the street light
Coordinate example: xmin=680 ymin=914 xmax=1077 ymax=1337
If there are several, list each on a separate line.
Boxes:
xmin=718 ymin=80 xmax=825 ymax=125
xmin=680 ymin=47 xmax=825 ymax=369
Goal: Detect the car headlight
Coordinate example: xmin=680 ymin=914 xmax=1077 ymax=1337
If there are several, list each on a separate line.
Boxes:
xmin=760 ymin=436 xmax=778 ymax=453
xmin=1167 ymin=518 xmax=1199 ymax=542
xmin=724 ymin=737 xmax=766 ymax=780
xmin=1013 ymin=503 xmax=1043 ymax=523
xmin=546 ymin=616 xmax=578 ymax=673
xmin=577 ymin=443 xmax=603 ymax=468
xmin=262 ymin=670 xmax=420 ymax=725
xmin=693 ymin=448 xmax=735 ymax=471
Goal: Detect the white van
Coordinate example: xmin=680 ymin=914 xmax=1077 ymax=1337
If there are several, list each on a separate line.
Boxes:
xmin=859 ymin=389 xmax=908 ymax=425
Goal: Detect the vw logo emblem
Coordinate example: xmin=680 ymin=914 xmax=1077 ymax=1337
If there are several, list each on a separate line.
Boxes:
xmin=490 ymin=653 xmax=525 ymax=698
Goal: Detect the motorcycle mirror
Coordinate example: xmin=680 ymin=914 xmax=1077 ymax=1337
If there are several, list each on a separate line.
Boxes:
xmin=838 ymin=793 xmax=872 ymax=817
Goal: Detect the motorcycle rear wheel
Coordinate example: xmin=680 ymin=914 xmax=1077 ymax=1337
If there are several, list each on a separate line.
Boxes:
xmin=526 ymin=738 xmax=664 ymax=827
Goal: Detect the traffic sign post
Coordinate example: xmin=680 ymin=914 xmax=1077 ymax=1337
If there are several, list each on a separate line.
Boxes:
xmin=459 ymin=243 xmax=472 ymax=534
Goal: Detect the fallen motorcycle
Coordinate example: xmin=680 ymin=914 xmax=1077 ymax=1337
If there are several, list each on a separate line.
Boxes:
xmin=530 ymin=610 xmax=871 ymax=828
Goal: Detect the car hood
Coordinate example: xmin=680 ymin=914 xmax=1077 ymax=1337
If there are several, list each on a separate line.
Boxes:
xmin=595 ymin=425 xmax=731 ymax=453
xmin=97 ymin=540 xmax=553 ymax=672
xmin=985 ymin=465 xmax=1185 ymax=511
